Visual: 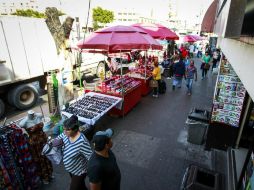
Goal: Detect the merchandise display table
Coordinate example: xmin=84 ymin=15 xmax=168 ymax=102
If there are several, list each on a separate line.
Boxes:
xmin=61 ymin=92 xmax=122 ymax=125
xmin=95 ymin=75 xmax=142 ymax=116
xmin=106 ymin=84 xmax=142 ymax=116
xmin=128 ymin=73 xmax=152 ymax=96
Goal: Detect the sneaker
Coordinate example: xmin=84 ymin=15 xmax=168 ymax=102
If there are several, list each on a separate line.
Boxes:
xmin=201 ymin=77 xmax=204 ymax=80
xmin=154 ymin=95 xmax=158 ymax=98
xmin=188 ymin=93 xmax=191 ymax=96
xmin=42 ymin=180 xmax=50 ymax=185
xmin=177 ymin=86 xmax=181 ymax=89
xmin=172 ymin=85 xmax=175 ymax=91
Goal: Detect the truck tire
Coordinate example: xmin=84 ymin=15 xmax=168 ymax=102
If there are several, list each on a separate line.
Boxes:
xmin=0 ymin=99 xmax=5 ymax=118
xmin=96 ymin=61 xmax=107 ymax=77
xmin=9 ymin=84 xmax=39 ymax=110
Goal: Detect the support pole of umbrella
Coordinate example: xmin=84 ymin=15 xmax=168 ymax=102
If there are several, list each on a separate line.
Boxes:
xmin=145 ymin=50 xmax=147 ymax=82
xmin=120 ymin=49 xmax=125 ymax=118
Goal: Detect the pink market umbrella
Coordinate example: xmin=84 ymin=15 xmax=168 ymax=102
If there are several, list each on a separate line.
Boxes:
xmin=183 ymin=35 xmax=197 ymax=43
xmin=77 ymin=25 xmax=162 ymax=52
xmin=131 ymin=23 xmax=179 ymax=40
xmin=189 ymin=34 xmax=203 ymax=41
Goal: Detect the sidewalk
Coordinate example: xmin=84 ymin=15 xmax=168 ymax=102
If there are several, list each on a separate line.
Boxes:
xmin=40 ymin=58 xmax=218 ymax=190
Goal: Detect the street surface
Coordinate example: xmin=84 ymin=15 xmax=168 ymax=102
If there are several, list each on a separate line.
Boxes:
xmin=1 ymin=58 xmax=218 ymax=190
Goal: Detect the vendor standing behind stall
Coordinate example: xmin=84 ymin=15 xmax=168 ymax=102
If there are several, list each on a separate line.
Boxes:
xmin=152 ymin=58 xmax=161 ymax=98
xmin=57 ymin=115 xmax=92 ymax=190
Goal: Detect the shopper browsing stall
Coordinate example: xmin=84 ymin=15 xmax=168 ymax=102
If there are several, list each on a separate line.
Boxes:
xmin=57 ymin=115 xmax=92 ymax=190
xmin=172 ymin=54 xmax=186 ymax=90
xmin=88 ymin=129 xmax=121 ymax=190
xmin=152 ymin=59 xmax=161 ymax=98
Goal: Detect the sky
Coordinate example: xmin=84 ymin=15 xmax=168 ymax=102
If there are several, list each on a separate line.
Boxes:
xmin=0 ymin=0 xmax=213 ymax=26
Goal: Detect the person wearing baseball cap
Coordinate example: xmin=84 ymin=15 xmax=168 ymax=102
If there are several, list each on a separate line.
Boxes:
xmin=88 ymin=128 xmax=121 ymax=190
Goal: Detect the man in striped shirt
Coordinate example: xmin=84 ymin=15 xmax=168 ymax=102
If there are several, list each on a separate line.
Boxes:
xmin=57 ymin=115 xmax=92 ymax=190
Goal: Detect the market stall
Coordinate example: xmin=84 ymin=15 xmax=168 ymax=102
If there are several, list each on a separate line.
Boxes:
xmin=77 ymin=25 xmax=162 ymax=116
xmin=127 ymin=65 xmax=153 ymax=96
xmin=96 ymin=75 xmax=142 ymax=115
xmin=62 ymin=92 xmax=122 ymax=125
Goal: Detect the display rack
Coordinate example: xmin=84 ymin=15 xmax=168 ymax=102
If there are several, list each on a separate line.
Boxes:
xmin=61 ymin=92 xmax=122 ymax=125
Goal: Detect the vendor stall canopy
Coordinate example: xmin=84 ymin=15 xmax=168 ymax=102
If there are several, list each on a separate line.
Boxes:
xmin=77 ymin=25 xmax=162 ymax=53
xmin=131 ymin=23 xmax=179 ymax=40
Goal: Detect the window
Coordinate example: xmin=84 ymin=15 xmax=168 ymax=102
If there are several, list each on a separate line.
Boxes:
xmin=123 ymin=19 xmax=127 ymax=21
xmin=118 ymin=13 xmax=122 ymax=15
xmin=128 ymin=19 xmax=132 ymax=21
xmin=21 ymin=3 xmax=23 ymax=5
xmin=123 ymin=13 xmax=127 ymax=15
xmin=128 ymin=13 xmax=132 ymax=15
xmin=118 ymin=19 xmax=122 ymax=21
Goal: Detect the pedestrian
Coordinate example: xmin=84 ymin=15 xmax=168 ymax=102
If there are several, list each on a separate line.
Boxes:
xmin=57 ymin=115 xmax=92 ymax=190
xmin=197 ymin=43 xmax=203 ymax=58
xmin=188 ymin=43 xmax=194 ymax=58
xmin=212 ymin=49 xmax=219 ymax=70
xmin=152 ymin=59 xmax=161 ymax=98
xmin=172 ymin=54 xmax=186 ymax=90
xmin=185 ymin=60 xmax=197 ymax=95
xmin=201 ymin=52 xmax=211 ymax=79
xmin=88 ymin=129 xmax=121 ymax=190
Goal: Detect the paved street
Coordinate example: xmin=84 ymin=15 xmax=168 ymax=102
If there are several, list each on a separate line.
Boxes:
xmin=40 ymin=58 xmax=218 ymax=190
xmin=1 ymin=58 xmax=218 ymax=190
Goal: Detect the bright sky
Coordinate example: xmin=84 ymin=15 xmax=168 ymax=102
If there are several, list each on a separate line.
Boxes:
xmin=4 ymin=0 xmax=213 ymax=26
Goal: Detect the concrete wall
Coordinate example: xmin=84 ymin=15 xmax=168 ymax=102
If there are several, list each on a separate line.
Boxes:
xmin=219 ymin=38 xmax=254 ymax=100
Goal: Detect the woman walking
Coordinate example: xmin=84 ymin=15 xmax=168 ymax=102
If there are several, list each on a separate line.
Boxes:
xmin=201 ymin=52 xmax=211 ymax=79
xmin=57 ymin=115 xmax=92 ymax=190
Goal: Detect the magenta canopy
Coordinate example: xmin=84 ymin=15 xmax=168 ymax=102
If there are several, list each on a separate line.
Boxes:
xmin=77 ymin=25 xmax=162 ymax=52
xmin=189 ymin=34 xmax=203 ymax=41
xmin=183 ymin=35 xmax=197 ymax=43
xmin=131 ymin=23 xmax=179 ymax=40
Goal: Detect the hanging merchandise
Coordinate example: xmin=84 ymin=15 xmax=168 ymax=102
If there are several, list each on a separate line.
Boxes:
xmin=0 ymin=124 xmax=40 ymax=189
xmin=211 ymin=59 xmax=247 ymax=127
xmin=24 ymin=123 xmax=53 ymax=184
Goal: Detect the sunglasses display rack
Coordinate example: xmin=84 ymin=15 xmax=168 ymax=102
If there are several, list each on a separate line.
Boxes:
xmin=97 ymin=75 xmax=141 ymax=95
xmin=61 ymin=92 xmax=122 ymax=125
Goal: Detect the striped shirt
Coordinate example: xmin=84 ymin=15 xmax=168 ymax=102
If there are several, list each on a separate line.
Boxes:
xmin=57 ymin=133 xmax=92 ymax=176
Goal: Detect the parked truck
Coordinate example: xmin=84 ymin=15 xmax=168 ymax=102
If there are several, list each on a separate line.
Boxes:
xmin=0 ymin=16 xmax=63 ymax=118
xmin=0 ymin=16 xmax=108 ymax=118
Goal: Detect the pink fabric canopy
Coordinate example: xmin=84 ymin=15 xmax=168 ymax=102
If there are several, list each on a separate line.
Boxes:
xmin=189 ymin=34 xmax=203 ymax=41
xmin=183 ymin=35 xmax=197 ymax=43
xmin=77 ymin=25 xmax=162 ymax=52
xmin=131 ymin=23 xmax=179 ymax=40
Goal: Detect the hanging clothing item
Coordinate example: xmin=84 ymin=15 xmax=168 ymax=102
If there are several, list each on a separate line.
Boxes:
xmin=0 ymin=124 xmax=40 ymax=190
xmin=26 ymin=123 xmax=53 ymax=182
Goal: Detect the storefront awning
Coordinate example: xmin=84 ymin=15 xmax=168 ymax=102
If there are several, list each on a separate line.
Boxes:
xmin=201 ymin=0 xmax=218 ymax=33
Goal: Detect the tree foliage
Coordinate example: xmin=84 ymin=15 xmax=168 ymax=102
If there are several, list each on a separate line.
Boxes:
xmin=92 ymin=7 xmax=114 ymax=30
xmin=11 ymin=9 xmax=65 ymax=18
xmin=11 ymin=9 xmax=45 ymax=18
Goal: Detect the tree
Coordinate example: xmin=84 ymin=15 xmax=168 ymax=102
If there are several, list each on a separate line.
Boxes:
xmin=92 ymin=7 xmax=114 ymax=30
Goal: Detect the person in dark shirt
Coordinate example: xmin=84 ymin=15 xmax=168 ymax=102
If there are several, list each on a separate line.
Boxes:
xmin=88 ymin=129 xmax=121 ymax=190
xmin=172 ymin=54 xmax=186 ymax=90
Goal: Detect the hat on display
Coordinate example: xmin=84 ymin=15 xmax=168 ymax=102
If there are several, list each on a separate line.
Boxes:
xmin=92 ymin=128 xmax=114 ymax=151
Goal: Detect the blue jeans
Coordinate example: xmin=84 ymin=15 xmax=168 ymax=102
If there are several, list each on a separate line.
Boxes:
xmin=186 ymin=78 xmax=194 ymax=93
xmin=173 ymin=76 xmax=183 ymax=87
